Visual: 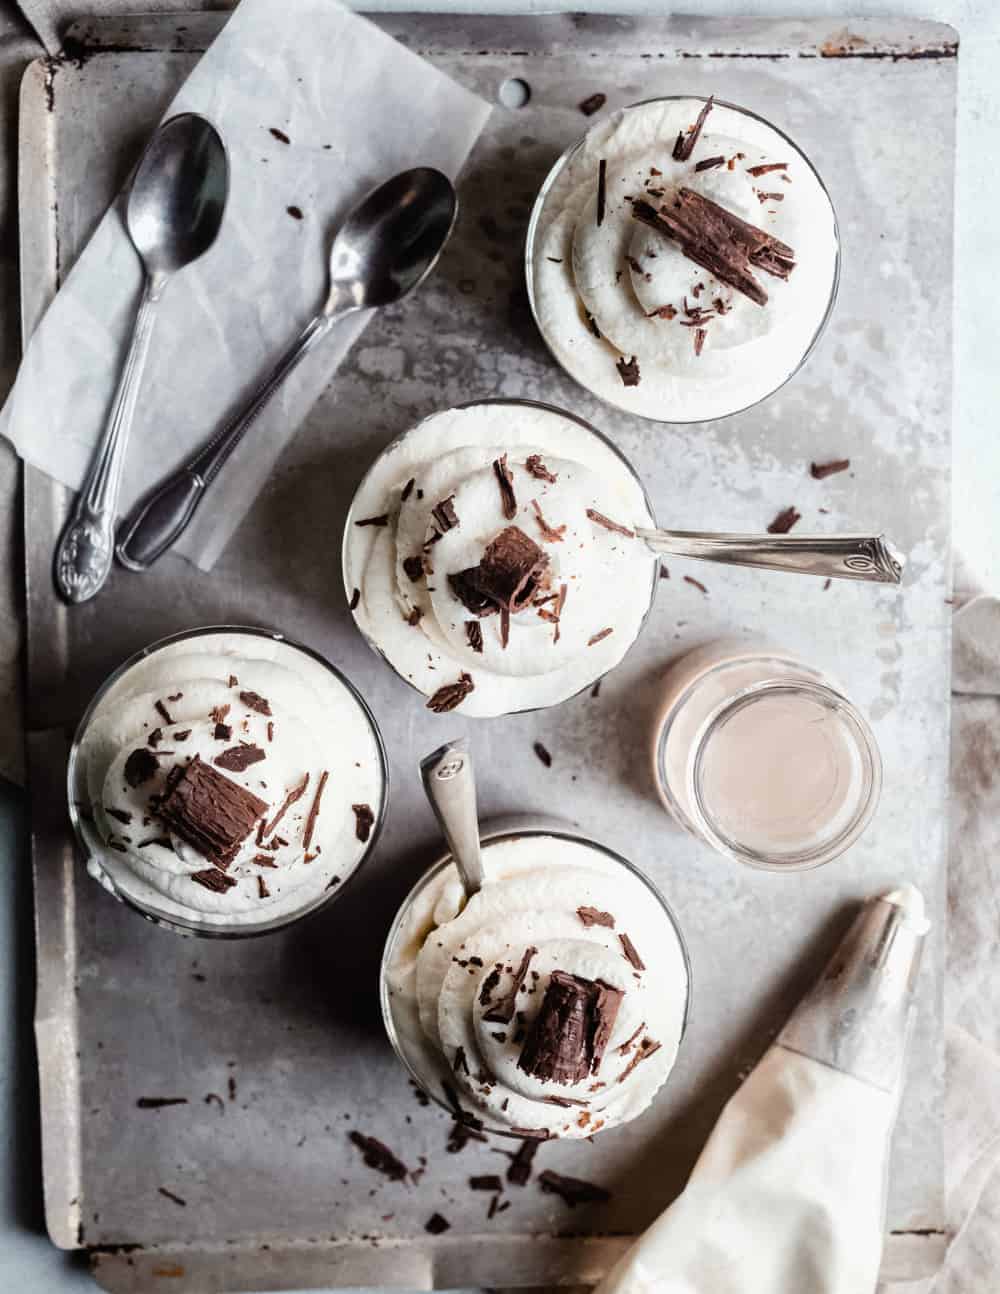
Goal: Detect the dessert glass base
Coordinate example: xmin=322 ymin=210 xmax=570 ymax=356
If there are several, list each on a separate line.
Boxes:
xmin=68 ymin=625 xmax=388 ymax=937
xmin=381 ymin=820 xmax=691 ymax=1140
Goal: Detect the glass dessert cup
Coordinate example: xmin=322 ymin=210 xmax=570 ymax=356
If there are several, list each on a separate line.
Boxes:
xmin=342 ymin=398 xmax=660 ymax=718
xmin=652 ymin=639 xmax=881 ymax=871
xmin=525 ymin=95 xmax=841 ymax=424
xmin=380 ymin=821 xmax=691 ymax=1139
xmin=67 ymin=625 xmax=388 ymax=938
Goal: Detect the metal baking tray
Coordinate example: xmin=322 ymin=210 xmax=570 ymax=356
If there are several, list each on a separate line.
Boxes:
xmin=19 ymin=12 xmax=956 ymax=1290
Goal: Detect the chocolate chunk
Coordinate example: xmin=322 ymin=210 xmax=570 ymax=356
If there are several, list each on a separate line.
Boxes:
xmin=214 ymin=723 xmax=232 ymax=742
xmin=450 ymin=569 xmax=499 ymax=617
xmin=257 ymin=876 xmax=270 ymax=899
xmin=472 ymin=526 xmax=550 ymax=614
xmin=533 ymin=741 xmax=552 ymax=768
xmin=615 ymin=355 xmax=641 ymax=387
xmin=154 ymin=699 xmax=175 ymax=725
xmin=518 ymin=970 xmax=624 ymax=1083
xmin=425 ymin=1213 xmax=451 ymax=1235
xmin=597 ymin=158 xmax=607 ymax=227
xmin=214 ymin=744 xmax=266 ymax=773
xmin=401 ymin=477 xmax=416 ymax=502
xmin=747 ymin=162 xmax=788 ymax=176
xmin=269 ymin=127 xmax=290 ymax=143
xmin=538 ymin=1170 xmax=611 ymax=1207
xmin=493 ymin=454 xmax=517 ymax=521
xmin=483 ymin=947 xmax=538 ymax=1024
xmin=577 ymin=907 xmax=615 ymax=929
xmin=147 ymin=727 xmax=163 ymax=748
xmin=579 ymin=92 xmax=606 ymax=116
xmin=209 ymin=704 xmax=230 ymax=724
xmin=586 ymin=509 xmax=635 ymax=538
xmin=507 ymin=1138 xmax=539 ymax=1186
xmin=695 ymin=154 xmax=726 ymax=171
xmin=190 ymin=869 xmax=238 ymax=893
xmin=767 ymin=506 xmax=802 ymax=534
xmin=263 ymin=773 xmax=310 ymax=838
xmin=136 ymin=1096 xmax=188 ymax=1108
xmin=684 ymin=575 xmax=708 ymax=594
xmin=349 ymin=587 xmax=361 ymax=611
xmin=239 ymin=690 xmax=272 ymax=716
xmin=432 ymin=495 xmax=460 ymax=532
xmin=172 ymin=730 xmax=191 ymax=742
xmin=157 ymin=755 xmax=267 ymax=868
xmin=124 ymin=748 xmax=160 ymax=788
xmin=427 ymin=673 xmax=475 ymax=714
xmin=531 ymin=499 xmax=566 ymax=544
xmin=619 ymin=1035 xmax=663 ymax=1081
xmin=587 ymin=628 xmax=613 ymax=647
xmin=672 ymin=96 xmax=713 ymax=161
xmin=302 ymin=770 xmax=328 ymax=850
xmin=619 ymin=933 xmax=645 ymax=970
xmin=617 ymin=1022 xmax=646 ymax=1055
xmin=228 ymin=675 xmax=239 ymax=688
xmin=106 ymin=807 xmax=132 ymax=825
xmin=525 ymin=454 xmax=557 ymax=483
xmin=403 ymin=554 xmax=425 ymax=582
xmin=470 ymin=1174 xmax=503 ymax=1192
xmin=158 ymin=1187 xmax=187 ymax=1207
xmin=349 ymin=1131 xmax=408 ymax=1182
xmin=810 ymin=458 xmax=850 ymax=479
xmin=355 ymin=514 xmax=390 ymax=528
xmin=466 ymin=621 xmax=484 ymax=654
xmin=694 ymin=327 xmax=707 ymax=357
xmin=352 ymin=803 xmax=375 ymax=843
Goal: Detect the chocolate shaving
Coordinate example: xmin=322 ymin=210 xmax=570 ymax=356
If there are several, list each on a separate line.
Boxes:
xmin=537 ymin=582 xmax=567 ymax=644
xmin=533 ymin=741 xmax=552 ymax=768
xmin=493 ymin=454 xmax=517 ymax=520
xmin=106 ymin=807 xmax=132 ymax=825
xmin=452 ymin=1046 xmax=469 ymax=1075
xmin=615 ymin=355 xmax=641 ymax=387
xmin=355 ymin=514 xmax=389 ymax=528
xmin=349 ymin=1131 xmax=408 ymax=1182
xmin=619 ymin=1036 xmax=662 ymax=1082
xmin=479 ymin=965 xmax=503 ymax=1007
xmin=214 ymin=744 xmax=266 ymax=773
xmin=431 ymin=495 xmax=460 ymax=532
xmin=405 ymin=606 xmax=423 ymax=627
xmin=617 ymin=1022 xmax=647 ymax=1055
xmin=647 ymin=304 xmax=677 ymax=320
xmin=619 ymin=933 xmax=645 ymax=970
xmin=147 ymin=727 xmax=163 ymax=748
xmin=757 ymin=190 xmax=784 ymax=203
xmin=597 ymin=158 xmax=607 ymax=226
xmin=172 ymin=730 xmax=191 ymax=742
xmin=349 ymin=588 xmax=361 ymax=611
xmin=542 ymin=1094 xmax=589 ymax=1108
xmin=626 ymin=254 xmax=651 ymax=282
xmin=190 ymin=869 xmax=238 ymax=894
xmin=586 ymin=509 xmax=635 ymax=538
xmin=154 ymin=699 xmax=175 ymax=725
xmin=484 ymin=947 xmax=538 ymax=1024
xmin=427 ymin=673 xmax=475 ymax=713
xmin=210 ymin=704 xmax=230 ymax=724
xmin=810 ymin=458 xmax=850 ymax=479
xmin=425 ymin=1213 xmax=451 ymax=1235
xmin=672 ymin=96 xmax=713 ymax=161
xmin=214 ymin=723 xmax=232 ymax=742
xmin=684 ymin=575 xmax=708 ymax=594
xmin=531 ymin=499 xmax=566 ymax=543
xmin=158 ymin=1187 xmax=187 ymax=1207
xmin=747 ymin=162 xmax=788 ymax=176
xmin=695 ymin=154 xmax=725 ymax=171
xmin=694 ymin=327 xmax=707 ymax=357
xmin=450 ymin=570 xmax=499 ymax=617
xmin=401 ymin=477 xmax=416 ymax=503
xmin=518 ymin=971 xmax=624 ymax=1083
xmin=264 ymin=773 xmax=310 ymax=838
xmin=239 ymin=690 xmax=271 ymax=716
xmin=466 ymin=621 xmax=484 ymax=654
xmin=257 ymin=876 xmax=270 ymax=899
xmin=713 ymin=296 xmax=732 ymax=315
xmin=585 ymin=313 xmax=602 ymax=338
xmin=499 ymin=607 xmax=511 ymax=649
xmin=579 ymin=92 xmax=606 ymax=116
xmin=767 ymin=506 xmax=802 ymax=534
xmin=136 ymin=1097 xmax=188 ymax=1108
xmin=471 ymin=1174 xmax=504 ymax=1192
xmin=525 ymin=454 xmax=557 ymax=483
xmin=124 ymin=748 xmax=160 ymax=788
xmin=587 ymin=628 xmax=613 ymax=647
xmin=509 ymin=1126 xmax=551 ymax=1141
xmin=538 ymin=1170 xmax=611 ymax=1207
xmin=269 ymin=127 xmax=290 ymax=143
xmin=138 ymin=836 xmax=173 ymax=850
xmin=403 ymin=554 xmax=425 ymax=582
xmin=302 ymin=770 xmax=328 ymax=850
xmin=578 ymin=906 xmax=615 ymax=929
xmin=352 ymin=803 xmax=375 ymax=843
xmin=507 ymin=1139 xmax=539 ymax=1186
xmin=158 ymin=756 xmax=266 ymax=868
xmin=267 ymin=721 xmax=274 ymax=743
xmin=253 ymin=853 xmax=278 ymax=867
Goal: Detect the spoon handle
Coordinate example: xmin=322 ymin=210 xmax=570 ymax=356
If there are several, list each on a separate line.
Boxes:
xmin=54 ymin=279 xmax=161 ymax=603
xmin=420 ymin=739 xmax=485 ymax=899
xmin=116 ymin=311 xmax=332 ymax=570
xmin=636 ymin=527 xmax=904 ymax=585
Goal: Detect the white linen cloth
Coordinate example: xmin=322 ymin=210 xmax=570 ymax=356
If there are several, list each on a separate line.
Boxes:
xmin=0 ymin=0 xmax=490 ymax=570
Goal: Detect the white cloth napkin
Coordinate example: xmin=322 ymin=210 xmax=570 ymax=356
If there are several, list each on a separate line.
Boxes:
xmin=0 ymin=0 xmax=490 ymax=570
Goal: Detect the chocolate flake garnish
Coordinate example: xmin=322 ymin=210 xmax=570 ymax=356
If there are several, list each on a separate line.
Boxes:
xmin=264 ymin=772 xmax=310 ymax=838
xmin=632 ymin=190 xmax=795 ymax=306
xmin=239 ymin=690 xmax=272 ymax=716
xmin=484 ymin=946 xmax=538 ymax=1024
xmin=525 ymin=454 xmax=557 ymax=483
xmin=449 ymin=569 xmax=498 ymax=617
xmin=257 ymin=876 xmax=270 ymax=899
xmin=302 ymin=770 xmax=329 ymax=850
xmin=539 ymin=1170 xmax=611 ymax=1208
xmin=597 ymin=158 xmax=607 ymax=227
xmin=684 ymin=575 xmax=708 ymax=594
xmin=767 ymin=506 xmax=802 ymax=534
xmin=757 ymin=190 xmax=784 ymax=203
xmin=713 ymin=296 xmax=732 ymax=315
xmin=533 ymin=741 xmax=552 ymax=768
xmin=466 ymin=621 xmax=484 ymax=654
xmin=479 ymin=965 xmax=503 ymax=1007
xmin=531 ymin=499 xmax=566 ymax=543
xmin=147 ymin=727 xmax=163 ymax=748
xmin=191 ymin=869 xmax=238 ymax=893
xmin=400 ymin=477 xmax=416 ymax=504
xmin=158 ymin=754 xmax=267 ymax=868
xmin=403 ymin=554 xmax=425 ymax=582
xmin=823 ymin=577 xmax=832 ymax=591
xmin=507 ymin=1139 xmax=539 ymax=1186
xmin=209 ymin=704 xmax=230 ymax=724
xmin=586 ymin=509 xmax=635 ymax=538
xmin=106 ymin=807 xmax=132 ymax=825
xmin=647 ymin=304 xmax=677 ymax=320
xmin=431 ymin=495 xmax=460 ymax=532
xmin=672 ymin=96 xmax=713 ymax=162
xmin=355 ymin=514 xmax=390 ymax=528
xmin=518 ymin=971 xmax=624 ymax=1083
xmin=155 ymin=699 xmax=175 ymax=725
xmin=267 ymin=721 xmax=274 ymax=743
xmin=349 ymin=587 xmax=361 ymax=611
xmin=747 ymin=162 xmax=788 ymax=177
xmin=579 ymin=92 xmax=606 ymax=116
xmin=586 ymin=312 xmax=602 ymax=338
xmin=619 ymin=1036 xmax=662 ymax=1082
xmin=499 ymin=607 xmax=510 ymax=650
xmin=626 ymin=254 xmax=651 ymax=283
xmin=214 ymin=744 xmax=266 ymax=773
xmin=810 ymin=458 xmax=850 ymax=479
xmin=228 ymin=675 xmax=239 ymax=688
xmin=542 ymin=1094 xmax=589 ymax=1108
xmin=471 ymin=1174 xmax=504 ymax=1192
xmin=617 ymin=1022 xmax=647 ymax=1055
xmin=253 ymin=853 xmax=278 ymax=867
xmin=124 ymin=748 xmax=160 ymax=788
xmin=136 ymin=1096 xmax=188 ymax=1108
xmin=619 ymin=933 xmax=645 ymax=970
xmin=425 ymin=1213 xmax=451 ymax=1235
xmin=694 ymin=327 xmax=707 ymax=357
xmin=587 ymin=628 xmax=613 ymax=647
xmin=615 ymin=355 xmax=641 ymax=387
xmin=493 ymin=454 xmax=517 ymax=520
xmin=213 ymin=723 xmax=232 ymax=742
xmin=352 ymin=803 xmax=375 ymax=843
xmin=659 ymin=564 xmax=670 ymax=580
xmin=172 ymin=729 xmax=191 ymax=742
xmin=158 ymin=1187 xmax=187 ymax=1207
xmin=537 ymin=581 xmax=567 ymax=644
xmin=138 ymin=836 xmax=173 ymax=850
xmin=452 ymin=1046 xmax=469 ymax=1075
xmin=269 ymin=127 xmax=290 ymax=144
xmin=509 ymin=1126 xmax=551 ymax=1141
xmin=427 ymin=673 xmax=475 ymax=714
xmin=578 ymin=906 xmax=615 ymax=929
xmin=488 ymin=1194 xmax=500 ymax=1220
xmin=695 ymin=154 xmax=726 ymax=172
xmin=348 ymin=1131 xmax=408 ymax=1182
xmin=405 ymin=606 xmax=423 ymax=627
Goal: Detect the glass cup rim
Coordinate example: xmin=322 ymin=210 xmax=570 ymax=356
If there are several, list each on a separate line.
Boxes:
xmin=524 ymin=92 xmax=842 ymax=426
xmin=66 ymin=623 xmax=390 ymax=939
xmin=686 ymin=676 xmax=882 ymax=872
xmin=378 ymin=823 xmax=693 ymax=1132
xmin=340 ymin=396 xmax=661 ymax=717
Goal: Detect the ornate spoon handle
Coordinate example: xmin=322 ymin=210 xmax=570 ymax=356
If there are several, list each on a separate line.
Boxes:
xmin=636 ymin=528 xmax=903 ymax=585
xmin=420 ymin=739 xmax=485 ymax=898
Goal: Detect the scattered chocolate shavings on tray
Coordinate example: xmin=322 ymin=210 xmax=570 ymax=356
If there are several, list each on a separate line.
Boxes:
xmin=302 ymin=770 xmax=329 ymax=850
xmin=425 ymin=1213 xmax=451 ymax=1235
xmin=158 ymin=1187 xmax=187 ymax=1207
xmin=484 ymin=946 xmax=538 ymax=1025
xmin=672 ymin=95 xmax=713 ymax=161
xmin=124 ymin=748 xmax=160 ymax=788
xmin=136 ymin=1097 xmax=187 ymax=1108
xmin=214 ymin=744 xmax=266 ymax=772
xmin=587 ymin=628 xmax=613 ymax=647
xmin=190 ymin=869 xmax=238 ymax=893
xmin=348 ymin=587 xmax=361 ymax=611
xmin=810 ymin=458 xmax=850 ymax=479
xmin=597 ymin=158 xmax=607 ymax=227
xmin=538 ymin=1169 xmax=611 ymax=1207
xmin=352 ymin=803 xmax=375 ymax=843
xmin=586 ymin=509 xmax=635 ymax=538
xmin=466 ymin=621 xmax=484 ymax=654
xmin=525 ymin=454 xmax=557 ymax=482
xmin=579 ymin=92 xmax=606 ymax=116
xmin=695 ymin=154 xmax=725 ymax=171
xmin=403 ymin=554 xmax=424 ymax=582
xmin=531 ymin=499 xmax=566 ymax=543
xmin=577 ymin=906 xmax=615 ymax=929
xmin=506 ymin=1138 xmax=540 ymax=1186
xmin=355 ymin=514 xmax=389 ymax=527
xmin=239 ymin=690 xmax=272 ymax=716
xmin=269 ymin=127 xmax=290 ymax=143
xmin=533 ymin=741 xmax=552 ymax=768
xmin=348 ymin=1131 xmax=408 ymax=1182
xmin=619 ymin=1036 xmax=662 ymax=1081
xmin=154 ymin=698 xmax=175 ymax=725
xmin=518 ymin=970 xmax=624 ymax=1083
xmin=432 ymin=495 xmax=460 ymax=532
xmin=619 ymin=932 xmax=645 ymax=970
xmin=470 ymin=1175 xmax=504 ymax=1192
xmin=767 ymin=506 xmax=802 ymax=534
xmin=615 ymin=354 xmax=641 ymax=387
xmin=427 ymin=673 xmax=475 ymax=713
xmin=684 ymin=575 xmax=708 ymax=594
xmin=493 ymin=453 xmax=517 ymax=520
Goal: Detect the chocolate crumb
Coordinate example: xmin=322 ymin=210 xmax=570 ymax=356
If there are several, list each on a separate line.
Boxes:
xmin=619 ymin=933 xmax=645 ymax=970
xmin=538 ymin=1169 xmax=611 ymax=1207
xmin=352 ymin=803 xmax=375 ymax=843
xmin=713 ymin=296 xmax=732 ymax=315
xmin=672 ymin=96 xmax=713 ymax=162
xmin=266 ymin=721 xmax=274 ymax=743
xmin=228 ymin=675 xmax=239 ymax=688
xmin=158 ymin=1187 xmax=187 ymax=1207
xmin=302 ymin=770 xmax=329 ymax=850
xmin=533 ymin=741 xmax=552 ymax=768
xmin=239 ymin=690 xmax=272 ymax=716
xmin=466 ymin=621 xmax=484 ymax=654
xmin=587 ymin=509 xmax=635 ymax=538
xmin=214 ymin=744 xmax=266 ymax=773
xmin=427 ymin=673 xmax=475 ymax=714
xmin=349 ymin=1131 xmax=408 ymax=1182
xmin=493 ymin=454 xmax=517 ymax=520
xmin=172 ymin=729 xmax=191 ymax=742
xmin=405 ymin=606 xmax=423 ymax=627
xmin=590 ymin=679 xmax=602 ymax=699
xmin=597 ymin=158 xmax=607 ymax=226
xmin=253 ymin=854 xmax=278 ymax=867
xmin=823 ymin=578 xmax=832 ymax=590
xmin=355 ymin=514 xmax=390 ymax=528
xmin=659 ymin=564 xmax=670 ymax=580
xmin=547 ymin=256 xmax=563 ymax=263
xmin=213 ymin=723 xmax=232 ymax=742
xmin=587 ymin=628 xmax=613 ymax=647
xmin=695 ymin=155 xmax=726 ymax=172
xmin=578 ymin=906 xmax=615 ymax=929
xmin=810 ymin=458 xmax=850 ymax=479
xmin=269 ymin=127 xmax=290 ymax=143
xmin=615 ymin=355 xmax=641 ymax=387
xmin=349 ymin=587 xmax=361 ymax=611
xmin=286 ymin=205 xmax=303 ymax=220
xmin=124 ymin=748 xmax=160 ymax=788
xmin=425 ymin=1213 xmax=451 ymax=1235
xmin=767 ymin=506 xmax=802 ymax=534
xmin=488 ymin=1193 xmax=500 ymax=1220
xmin=525 ymin=454 xmax=557 ymax=483
xmin=684 ymin=575 xmax=708 ymax=594
xmin=403 ymin=554 xmax=425 ymax=582
xmin=579 ymin=92 xmax=606 ymax=116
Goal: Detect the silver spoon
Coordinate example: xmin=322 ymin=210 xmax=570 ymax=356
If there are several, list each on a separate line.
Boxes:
xmin=636 ymin=527 xmax=903 ymax=584
xmin=54 ymin=113 xmax=228 ymax=604
xmin=420 ymin=739 xmax=485 ymax=898
xmin=116 ymin=166 xmax=458 ymax=571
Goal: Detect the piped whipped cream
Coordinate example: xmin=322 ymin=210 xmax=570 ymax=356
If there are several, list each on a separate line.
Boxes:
xmin=71 ymin=630 xmax=384 ymax=928
xmin=384 ymin=834 xmax=689 ymax=1139
xmin=531 ymin=97 xmax=838 ymax=420
xmin=343 ymin=403 xmax=657 ymax=717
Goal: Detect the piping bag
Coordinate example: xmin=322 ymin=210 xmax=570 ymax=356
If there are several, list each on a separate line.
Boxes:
xmin=596 ymin=886 xmax=929 ymax=1294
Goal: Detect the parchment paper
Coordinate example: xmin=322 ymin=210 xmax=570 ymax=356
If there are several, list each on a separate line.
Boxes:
xmin=0 ymin=0 xmax=490 ymax=569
